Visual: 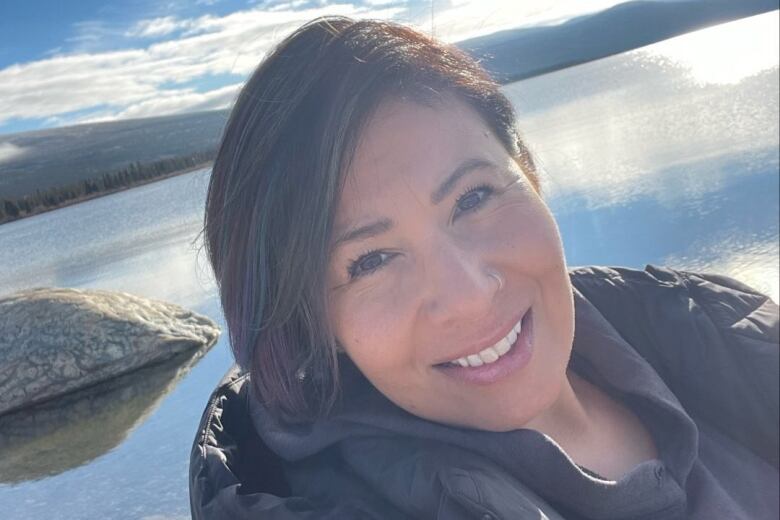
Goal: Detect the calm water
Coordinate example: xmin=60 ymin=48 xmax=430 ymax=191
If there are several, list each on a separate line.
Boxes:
xmin=0 ymin=14 xmax=777 ymax=519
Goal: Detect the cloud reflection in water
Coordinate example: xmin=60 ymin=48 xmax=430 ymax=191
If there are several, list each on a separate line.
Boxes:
xmin=504 ymin=12 xmax=779 ymax=301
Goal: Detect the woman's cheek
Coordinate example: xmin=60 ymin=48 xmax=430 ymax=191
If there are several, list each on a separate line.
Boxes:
xmin=470 ymin=198 xmax=562 ymax=264
xmin=520 ymin=214 xmax=563 ymax=264
xmin=332 ymin=273 xmax=414 ymax=372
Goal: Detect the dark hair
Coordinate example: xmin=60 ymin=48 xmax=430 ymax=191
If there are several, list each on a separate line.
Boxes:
xmin=203 ymin=16 xmax=538 ymax=421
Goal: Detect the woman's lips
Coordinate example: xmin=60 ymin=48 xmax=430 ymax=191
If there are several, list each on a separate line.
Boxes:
xmin=435 ymin=308 xmax=534 ymax=385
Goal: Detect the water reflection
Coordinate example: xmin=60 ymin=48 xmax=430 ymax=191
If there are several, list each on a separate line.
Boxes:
xmin=644 ymin=13 xmax=779 ymax=86
xmin=0 ymin=168 xmax=215 ymax=308
xmin=506 ymin=67 xmax=777 ymax=209
xmin=504 ymin=12 xmax=779 ymax=301
xmin=0 ymin=347 xmax=210 ymax=484
xmin=665 ymin=235 xmax=779 ymax=303
xmin=0 ymin=170 xmax=228 ymax=517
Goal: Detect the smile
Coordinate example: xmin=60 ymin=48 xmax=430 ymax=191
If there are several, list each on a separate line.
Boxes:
xmin=436 ymin=308 xmax=534 ymax=385
xmin=448 ymin=317 xmax=522 ymax=367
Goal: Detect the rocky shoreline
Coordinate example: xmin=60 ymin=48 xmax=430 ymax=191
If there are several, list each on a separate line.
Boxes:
xmin=0 ymin=287 xmax=220 ymax=416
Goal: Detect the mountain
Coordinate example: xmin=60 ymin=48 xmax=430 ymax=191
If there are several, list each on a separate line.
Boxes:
xmin=0 ymin=110 xmax=228 ymax=199
xmin=464 ymin=0 xmax=778 ymax=82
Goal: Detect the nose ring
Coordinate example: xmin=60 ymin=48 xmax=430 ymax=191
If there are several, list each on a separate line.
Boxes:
xmin=488 ymin=270 xmax=504 ymax=291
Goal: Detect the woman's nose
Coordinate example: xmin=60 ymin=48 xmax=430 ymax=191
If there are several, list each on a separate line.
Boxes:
xmin=419 ymin=238 xmax=501 ymax=326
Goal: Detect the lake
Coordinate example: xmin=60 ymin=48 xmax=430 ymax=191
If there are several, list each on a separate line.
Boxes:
xmin=0 ymin=13 xmax=777 ymax=519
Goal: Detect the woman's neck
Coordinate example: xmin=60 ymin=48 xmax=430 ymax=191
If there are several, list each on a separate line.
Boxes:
xmin=524 ymin=369 xmax=659 ymax=480
xmin=524 ymin=369 xmax=594 ymax=447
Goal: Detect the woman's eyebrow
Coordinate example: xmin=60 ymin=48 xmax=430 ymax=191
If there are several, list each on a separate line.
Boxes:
xmin=332 ymin=218 xmax=394 ymax=249
xmin=332 ymin=158 xmax=495 ymax=251
xmin=430 ymin=158 xmax=495 ymax=205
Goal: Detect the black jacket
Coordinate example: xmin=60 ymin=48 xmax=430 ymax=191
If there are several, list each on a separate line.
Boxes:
xmin=189 ymin=266 xmax=779 ymax=519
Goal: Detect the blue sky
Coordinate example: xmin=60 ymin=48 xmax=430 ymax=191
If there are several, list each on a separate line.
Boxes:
xmin=0 ymin=0 xmax=250 ymax=67
xmin=0 ymin=0 xmax=625 ymax=136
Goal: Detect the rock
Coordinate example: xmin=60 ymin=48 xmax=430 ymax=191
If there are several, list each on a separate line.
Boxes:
xmin=0 ymin=287 xmax=220 ymax=416
xmin=0 ymin=347 xmax=209 ymax=483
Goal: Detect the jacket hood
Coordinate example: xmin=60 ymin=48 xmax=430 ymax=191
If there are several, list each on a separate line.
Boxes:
xmin=248 ymin=288 xmax=686 ymax=460
xmin=246 ymin=283 xmax=698 ymax=518
xmin=190 ymin=265 xmax=779 ymax=519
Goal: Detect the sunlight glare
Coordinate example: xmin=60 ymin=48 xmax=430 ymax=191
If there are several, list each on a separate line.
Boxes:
xmin=646 ymin=12 xmax=779 ymax=85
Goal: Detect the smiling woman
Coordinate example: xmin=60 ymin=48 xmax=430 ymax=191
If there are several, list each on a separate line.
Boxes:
xmin=326 ymin=96 xmax=575 ymax=435
xmin=191 ymin=16 xmax=779 ymax=520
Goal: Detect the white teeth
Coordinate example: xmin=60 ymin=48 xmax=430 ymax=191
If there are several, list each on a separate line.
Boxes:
xmin=449 ymin=315 xmax=524 ymax=368
xmin=494 ymin=337 xmax=512 ymax=356
xmin=466 ymin=354 xmax=484 ymax=367
xmin=479 ymin=347 xmax=500 ymax=364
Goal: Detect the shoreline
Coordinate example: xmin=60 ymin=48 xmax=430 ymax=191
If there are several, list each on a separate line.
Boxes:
xmin=0 ymin=161 xmax=212 ymax=226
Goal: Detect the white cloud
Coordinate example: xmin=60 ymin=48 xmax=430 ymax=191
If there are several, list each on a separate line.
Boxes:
xmin=363 ymin=0 xmax=401 ymax=5
xmin=78 ymin=83 xmax=243 ymax=123
xmin=0 ymin=3 xmax=406 ymax=128
xmin=0 ymin=143 xmax=28 ymax=164
xmin=0 ymin=49 xmax=157 ymax=122
xmin=65 ymin=20 xmax=128 ymax=54
xmin=126 ymin=16 xmax=193 ymax=38
xmin=0 ymin=1 xmax=622 ymax=130
xmin=268 ymin=1 xmax=311 ymax=13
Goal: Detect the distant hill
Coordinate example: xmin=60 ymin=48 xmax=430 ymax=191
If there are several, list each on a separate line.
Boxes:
xmin=0 ymin=0 xmax=774 ymax=203
xmin=0 ymin=110 xmax=228 ymax=199
xmin=464 ymin=0 xmax=779 ymax=83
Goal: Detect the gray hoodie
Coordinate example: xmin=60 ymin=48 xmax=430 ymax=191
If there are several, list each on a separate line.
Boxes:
xmin=190 ymin=266 xmax=779 ymax=519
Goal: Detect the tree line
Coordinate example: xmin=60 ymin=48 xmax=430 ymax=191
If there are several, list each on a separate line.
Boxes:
xmin=0 ymin=150 xmax=216 ymax=225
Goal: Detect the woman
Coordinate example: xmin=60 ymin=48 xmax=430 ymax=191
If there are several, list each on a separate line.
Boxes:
xmin=190 ymin=17 xmax=779 ymax=519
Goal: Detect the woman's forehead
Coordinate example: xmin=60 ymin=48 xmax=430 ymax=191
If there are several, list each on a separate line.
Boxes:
xmin=339 ymin=97 xmax=501 ymax=212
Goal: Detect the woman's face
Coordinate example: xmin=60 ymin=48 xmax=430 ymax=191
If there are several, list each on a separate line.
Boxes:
xmin=327 ymin=96 xmax=574 ymax=431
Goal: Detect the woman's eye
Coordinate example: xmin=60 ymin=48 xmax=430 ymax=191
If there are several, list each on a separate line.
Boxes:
xmin=454 ymin=185 xmax=495 ymax=218
xmin=348 ymin=251 xmax=394 ymax=279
